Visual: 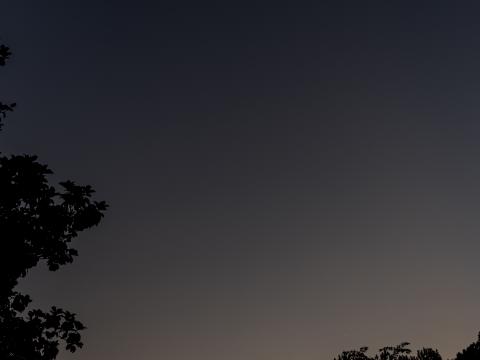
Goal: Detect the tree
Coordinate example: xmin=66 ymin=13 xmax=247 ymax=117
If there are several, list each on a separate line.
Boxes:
xmin=334 ymin=343 xmax=442 ymax=360
xmin=0 ymin=42 xmax=107 ymax=359
xmin=334 ymin=333 xmax=480 ymax=360
xmin=455 ymin=333 xmax=480 ymax=360
xmin=416 ymin=348 xmax=442 ymax=360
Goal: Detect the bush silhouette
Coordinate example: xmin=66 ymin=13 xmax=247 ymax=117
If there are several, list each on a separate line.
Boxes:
xmin=334 ymin=343 xmax=442 ymax=360
xmin=0 ymin=42 xmax=107 ymax=359
xmin=334 ymin=333 xmax=480 ymax=360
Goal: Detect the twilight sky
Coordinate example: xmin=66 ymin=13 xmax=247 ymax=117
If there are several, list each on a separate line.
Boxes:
xmin=3 ymin=2 xmax=480 ymax=359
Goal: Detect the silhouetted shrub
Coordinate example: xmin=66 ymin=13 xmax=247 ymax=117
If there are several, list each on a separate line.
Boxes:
xmin=334 ymin=342 xmax=442 ymax=360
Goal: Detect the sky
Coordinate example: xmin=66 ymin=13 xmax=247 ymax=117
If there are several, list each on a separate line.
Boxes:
xmin=2 ymin=2 xmax=480 ymax=359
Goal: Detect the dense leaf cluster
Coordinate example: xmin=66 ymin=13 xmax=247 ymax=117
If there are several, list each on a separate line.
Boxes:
xmin=0 ymin=42 xmax=107 ymax=359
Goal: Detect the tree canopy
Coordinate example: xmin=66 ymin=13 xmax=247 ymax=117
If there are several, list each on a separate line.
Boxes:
xmin=333 ymin=343 xmax=441 ymax=360
xmin=0 ymin=42 xmax=107 ymax=360
xmin=334 ymin=334 xmax=480 ymax=360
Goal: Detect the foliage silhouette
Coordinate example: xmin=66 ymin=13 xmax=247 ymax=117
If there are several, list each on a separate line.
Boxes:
xmin=0 ymin=42 xmax=107 ymax=359
xmin=455 ymin=333 xmax=480 ymax=360
xmin=334 ymin=342 xmax=442 ymax=360
xmin=334 ymin=333 xmax=480 ymax=360
xmin=0 ymin=43 xmax=15 ymax=131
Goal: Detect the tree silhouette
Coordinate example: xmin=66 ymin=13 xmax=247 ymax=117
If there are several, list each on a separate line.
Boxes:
xmin=334 ymin=343 xmax=442 ymax=360
xmin=416 ymin=348 xmax=442 ymax=360
xmin=0 ymin=42 xmax=107 ymax=359
xmin=454 ymin=333 xmax=480 ymax=360
xmin=334 ymin=333 xmax=480 ymax=360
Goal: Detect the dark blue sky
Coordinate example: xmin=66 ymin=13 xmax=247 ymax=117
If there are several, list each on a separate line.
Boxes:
xmin=3 ymin=2 xmax=480 ymax=359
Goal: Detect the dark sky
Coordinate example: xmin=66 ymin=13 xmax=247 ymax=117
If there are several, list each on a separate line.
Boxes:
xmin=3 ymin=2 xmax=480 ymax=359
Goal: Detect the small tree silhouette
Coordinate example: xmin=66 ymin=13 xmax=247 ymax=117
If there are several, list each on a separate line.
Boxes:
xmin=334 ymin=343 xmax=442 ymax=360
xmin=0 ymin=42 xmax=107 ymax=359
xmin=334 ymin=346 xmax=371 ymax=360
xmin=454 ymin=333 xmax=480 ymax=360
xmin=334 ymin=332 xmax=480 ymax=360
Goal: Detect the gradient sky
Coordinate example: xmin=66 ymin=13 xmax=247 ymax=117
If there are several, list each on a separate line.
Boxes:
xmin=3 ymin=2 xmax=480 ymax=359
